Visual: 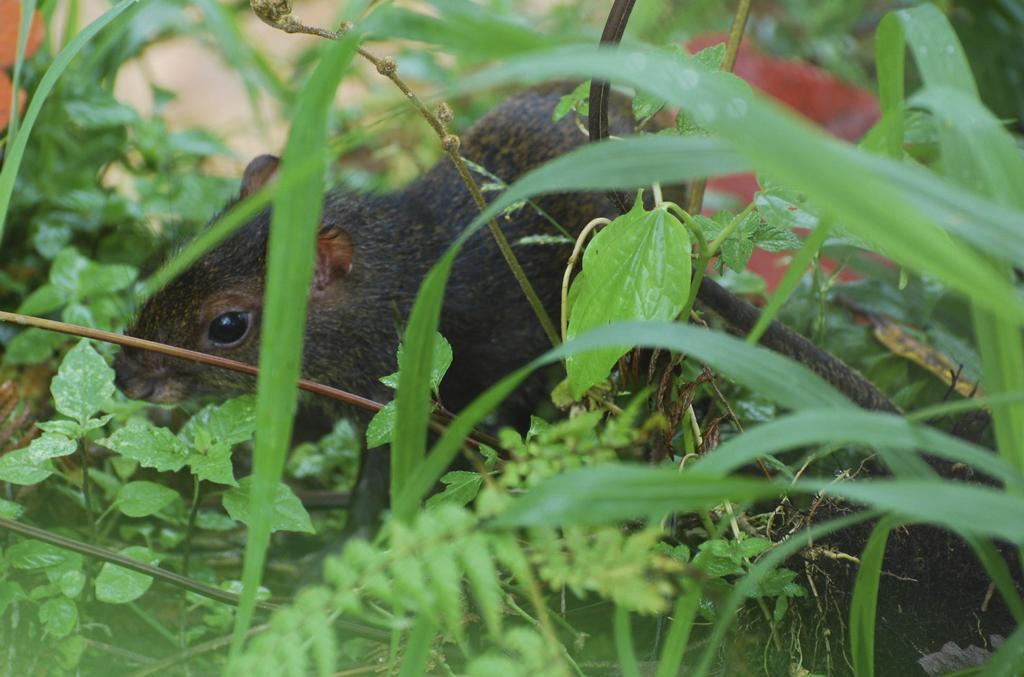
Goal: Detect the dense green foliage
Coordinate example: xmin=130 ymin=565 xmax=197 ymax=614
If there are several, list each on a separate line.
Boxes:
xmin=2 ymin=0 xmax=1024 ymax=674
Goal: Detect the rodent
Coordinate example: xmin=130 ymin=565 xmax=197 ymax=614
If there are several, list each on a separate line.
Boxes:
xmin=114 ymin=85 xmax=630 ymax=413
xmin=113 ymin=85 xmax=634 ymax=528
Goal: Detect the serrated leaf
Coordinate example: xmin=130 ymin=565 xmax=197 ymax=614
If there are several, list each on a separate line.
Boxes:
xmin=222 ymin=478 xmax=314 ymax=534
xmin=7 ymin=541 xmax=72 ymax=570
xmin=115 ymin=481 xmax=181 ymax=518
xmin=566 ymin=198 xmax=692 ymax=397
xmin=739 ymin=537 xmax=772 ymax=558
xmin=95 ymin=546 xmax=160 ymax=604
xmin=0 ymin=582 xmax=25 ymax=616
xmin=694 ymin=43 xmax=726 ymax=70
xmin=365 ymin=401 xmax=396 ymax=449
xmin=458 ymin=533 xmax=503 ymax=637
xmin=633 ymin=90 xmax=666 ymax=121
xmin=186 ymin=442 xmax=237 ymax=487
xmin=423 ymin=545 xmax=466 ymax=645
xmin=552 ymin=80 xmax=590 ymax=121
xmin=178 ymin=395 xmax=257 ymax=449
xmin=380 ymin=333 xmax=452 ymax=392
xmin=720 ymin=233 xmax=754 ymax=272
xmin=38 ymin=597 xmax=77 ymax=638
xmin=0 ymin=498 xmax=23 ymax=519
xmin=51 ymin=340 xmax=115 ymax=424
xmin=26 ymin=434 xmax=77 ymax=462
xmin=98 ymin=420 xmax=189 ymax=472
xmin=3 ymin=328 xmax=68 ymax=365
xmin=35 ymin=420 xmax=81 ymax=437
xmin=0 ymin=448 xmax=55 ymax=485
xmin=425 ymin=471 xmax=483 ymax=508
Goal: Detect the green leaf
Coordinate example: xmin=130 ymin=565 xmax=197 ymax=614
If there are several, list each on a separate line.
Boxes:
xmin=0 ymin=448 xmax=55 ymax=485
xmin=16 ymin=283 xmax=68 ymax=316
xmin=38 ymin=597 xmax=78 ymax=638
xmin=553 ymin=80 xmax=590 ymax=121
xmin=26 ymin=434 xmax=77 ymax=462
xmin=77 ymin=260 xmax=138 ymax=297
xmin=35 ymin=420 xmax=82 ymax=438
xmin=493 ymin=466 xmax=1024 ymax=544
xmin=566 ymin=199 xmax=691 ymax=397
xmin=0 ymin=498 xmax=23 ymax=519
xmin=115 ymin=481 xmax=181 ymax=518
xmin=4 ymin=328 xmax=68 ymax=366
xmin=365 ymin=401 xmax=396 ymax=449
xmin=0 ymin=582 xmax=25 ymax=616
xmin=0 ymin=0 xmax=140 ymax=243
xmin=95 ymin=546 xmax=160 ymax=604
xmin=849 ymin=517 xmax=900 ymax=677
xmin=51 ymin=340 xmax=115 ymax=424
xmin=380 ymin=333 xmax=453 ymax=392
xmin=234 ymin=26 xmax=360 ymax=655
xmin=99 ymin=420 xmax=189 ymax=473
xmin=186 ymin=444 xmax=237 ymax=487
xmin=179 ymin=395 xmax=257 ymax=448
xmin=223 ymin=478 xmax=314 ymax=534
xmin=7 ymin=541 xmax=72 ymax=569
xmin=425 ymin=471 xmax=484 ymax=508
xmin=463 ymin=44 xmax=1024 ymax=321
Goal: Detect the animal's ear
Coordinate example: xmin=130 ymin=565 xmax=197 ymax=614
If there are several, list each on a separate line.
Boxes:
xmin=313 ymin=226 xmax=354 ymax=294
xmin=240 ymin=154 xmax=280 ymax=198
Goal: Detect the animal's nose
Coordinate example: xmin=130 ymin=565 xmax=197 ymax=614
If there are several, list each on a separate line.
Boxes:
xmin=112 ymin=352 xmax=154 ymax=400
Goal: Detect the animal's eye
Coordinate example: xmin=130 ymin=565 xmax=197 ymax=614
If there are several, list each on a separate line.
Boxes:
xmin=207 ymin=311 xmax=251 ymax=346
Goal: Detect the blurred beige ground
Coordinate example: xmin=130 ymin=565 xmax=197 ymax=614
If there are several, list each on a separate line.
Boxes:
xmin=79 ymin=0 xmax=375 ymax=174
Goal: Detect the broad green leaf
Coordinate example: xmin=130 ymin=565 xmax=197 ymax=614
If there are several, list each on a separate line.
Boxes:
xmin=38 ymin=597 xmax=78 ymax=638
xmin=566 ymin=199 xmax=691 ymax=397
xmin=0 ymin=582 xmax=25 ymax=616
xmin=115 ymin=481 xmax=181 ymax=518
xmin=0 ymin=448 xmax=55 ymax=485
xmin=365 ymin=401 xmax=396 ymax=449
xmin=51 ymin=340 xmax=115 ymax=424
xmin=99 ymin=420 xmax=189 ymax=472
xmin=35 ymin=420 xmax=81 ymax=438
xmin=178 ymin=395 xmax=257 ymax=449
xmin=223 ymin=478 xmax=314 ymax=534
xmin=26 ymin=434 xmax=77 ymax=462
xmin=186 ymin=444 xmax=237 ymax=487
xmin=3 ymin=328 xmax=68 ymax=365
xmin=95 ymin=546 xmax=160 ymax=604
xmin=7 ymin=541 xmax=72 ymax=570
xmin=425 ymin=471 xmax=484 ymax=508
xmin=380 ymin=333 xmax=453 ymax=392
xmin=0 ymin=498 xmax=23 ymax=519
xmin=16 ymin=283 xmax=67 ymax=316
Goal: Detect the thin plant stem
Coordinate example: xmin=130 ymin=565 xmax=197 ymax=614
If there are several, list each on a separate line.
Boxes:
xmin=561 ymin=217 xmax=611 ymax=341
xmin=686 ymin=0 xmax=753 ymax=216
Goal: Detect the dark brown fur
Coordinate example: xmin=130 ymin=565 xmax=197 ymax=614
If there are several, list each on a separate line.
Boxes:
xmin=115 ymin=86 xmax=631 ymax=414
